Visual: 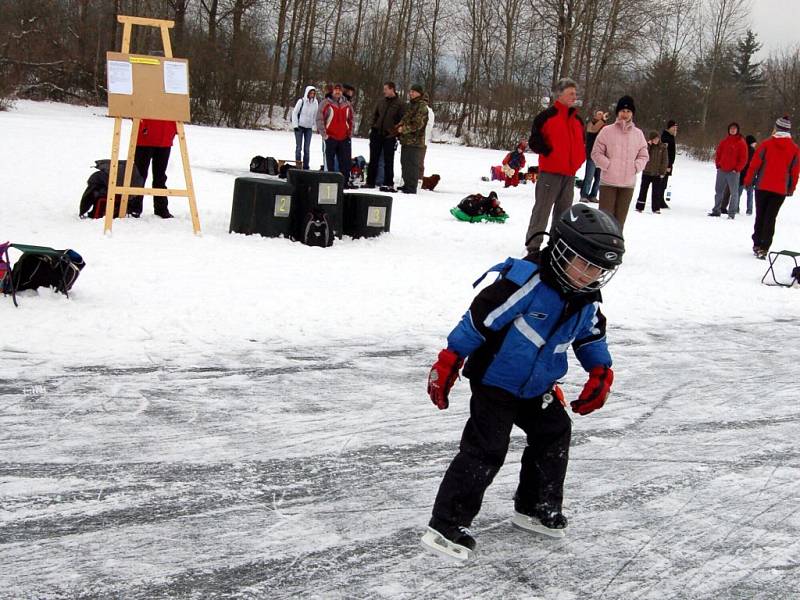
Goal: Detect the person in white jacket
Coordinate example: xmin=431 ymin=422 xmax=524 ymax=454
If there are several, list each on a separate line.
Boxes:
xmin=420 ymin=101 xmax=435 ymax=180
xmin=291 ymin=85 xmax=318 ymax=169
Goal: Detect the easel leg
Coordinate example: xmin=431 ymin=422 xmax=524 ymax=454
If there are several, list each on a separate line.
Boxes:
xmin=119 ymin=117 xmax=140 ymax=217
xmin=105 ymin=117 xmax=123 ymax=235
xmin=177 ymin=122 xmax=201 ymax=235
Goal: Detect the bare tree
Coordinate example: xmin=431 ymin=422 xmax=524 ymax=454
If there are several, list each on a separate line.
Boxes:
xmin=696 ymin=0 xmax=751 ymax=133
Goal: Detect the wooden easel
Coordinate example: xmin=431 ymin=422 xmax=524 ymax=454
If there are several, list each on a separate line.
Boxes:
xmin=105 ymin=15 xmax=200 ymax=235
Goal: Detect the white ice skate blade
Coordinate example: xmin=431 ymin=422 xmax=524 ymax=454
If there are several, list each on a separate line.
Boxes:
xmin=421 ymin=527 xmax=476 ymax=561
xmin=511 ymin=511 xmax=566 ymax=538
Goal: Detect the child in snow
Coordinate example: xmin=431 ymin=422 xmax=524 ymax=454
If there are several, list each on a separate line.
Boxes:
xmin=422 ymin=204 xmax=624 ymax=560
xmin=634 ymin=130 xmax=669 ymax=214
xmin=501 ymin=141 xmax=528 ymax=187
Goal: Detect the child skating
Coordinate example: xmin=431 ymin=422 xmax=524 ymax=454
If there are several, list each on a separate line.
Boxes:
xmin=422 ymin=205 xmax=625 ymax=560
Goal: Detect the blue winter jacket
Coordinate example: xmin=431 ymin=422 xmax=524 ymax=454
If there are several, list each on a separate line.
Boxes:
xmin=447 ymin=257 xmax=612 ymax=399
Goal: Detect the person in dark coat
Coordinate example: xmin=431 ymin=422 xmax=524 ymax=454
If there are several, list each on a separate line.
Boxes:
xmin=396 ymin=84 xmax=429 ymax=194
xmin=740 ymin=135 xmax=758 ymax=215
xmin=365 ymin=81 xmax=404 ymax=190
xmin=635 ymin=130 xmax=670 ymax=214
xmin=660 ymin=120 xmax=678 ymax=207
xmin=580 ymin=110 xmax=607 ymax=202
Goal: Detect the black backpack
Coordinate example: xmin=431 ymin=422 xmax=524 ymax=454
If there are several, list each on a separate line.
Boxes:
xmin=11 ymin=249 xmax=85 ymax=296
xmin=302 ymin=209 xmax=333 ymax=247
xmin=250 ymin=155 xmax=280 ymax=176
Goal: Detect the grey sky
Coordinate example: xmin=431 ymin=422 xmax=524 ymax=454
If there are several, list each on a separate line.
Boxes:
xmin=749 ymin=0 xmax=799 ymax=58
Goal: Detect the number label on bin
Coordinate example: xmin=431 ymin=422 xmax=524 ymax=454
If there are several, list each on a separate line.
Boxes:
xmin=318 ymin=183 xmax=339 ymax=205
xmin=275 ymin=195 xmax=292 ymax=217
xmin=367 ymin=206 xmax=386 ymax=227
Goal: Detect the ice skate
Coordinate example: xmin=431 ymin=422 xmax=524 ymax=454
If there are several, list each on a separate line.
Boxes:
xmin=421 ymin=523 xmax=476 ymax=561
xmin=511 ymin=509 xmax=568 ymax=539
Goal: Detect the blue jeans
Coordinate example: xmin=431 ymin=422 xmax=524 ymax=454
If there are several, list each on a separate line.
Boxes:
xmin=738 ymin=183 xmax=754 ymax=213
xmin=581 ymin=159 xmax=601 ymax=200
xmin=294 ymin=127 xmax=313 ymax=170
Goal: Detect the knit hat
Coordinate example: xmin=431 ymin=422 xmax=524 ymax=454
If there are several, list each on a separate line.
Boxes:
xmin=615 ymin=95 xmax=635 ymax=115
xmin=410 ymin=83 xmax=424 ymax=94
xmin=775 ymin=115 xmax=792 ymax=132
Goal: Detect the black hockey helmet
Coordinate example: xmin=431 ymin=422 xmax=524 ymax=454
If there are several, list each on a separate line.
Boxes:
xmin=548 ymin=205 xmax=625 ymax=293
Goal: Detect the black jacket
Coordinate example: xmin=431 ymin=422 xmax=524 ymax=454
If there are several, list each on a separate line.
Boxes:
xmin=370 ymin=95 xmax=404 ymax=137
xmin=661 ymin=129 xmax=677 ymax=168
xmin=740 ymin=144 xmax=755 ymax=185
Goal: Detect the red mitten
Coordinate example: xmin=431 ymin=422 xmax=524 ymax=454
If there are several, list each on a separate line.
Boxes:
xmin=427 ymin=349 xmax=464 ymax=410
xmin=570 ymin=366 xmax=614 ymax=415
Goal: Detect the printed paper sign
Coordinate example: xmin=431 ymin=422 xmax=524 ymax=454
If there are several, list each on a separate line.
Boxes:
xmin=163 ymin=61 xmax=189 ymax=95
xmin=107 ymin=60 xmax=133 ymax=95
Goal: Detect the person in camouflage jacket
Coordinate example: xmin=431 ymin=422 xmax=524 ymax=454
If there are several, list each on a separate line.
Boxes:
xmin=396 ymin=84 xmax=429 ymax=193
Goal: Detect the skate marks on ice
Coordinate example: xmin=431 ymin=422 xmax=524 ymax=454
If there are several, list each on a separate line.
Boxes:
xmin=1 ymin=322 xmax=799 ymax=598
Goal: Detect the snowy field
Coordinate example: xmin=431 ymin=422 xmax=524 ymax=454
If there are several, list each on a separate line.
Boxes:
xmin=1 ymin=101 xmax=799 ymax=599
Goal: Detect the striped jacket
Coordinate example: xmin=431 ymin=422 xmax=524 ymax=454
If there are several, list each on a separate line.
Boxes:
xmin=447 ymin=258 xmax=612 ymax=399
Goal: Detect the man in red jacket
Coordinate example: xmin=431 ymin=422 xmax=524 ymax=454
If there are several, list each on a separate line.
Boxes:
xmin=133 ymin=119 xmax=178 ymax=218
xmin=525 ymin=78 xmax=586 ymax=259
xmin=744 ymin=115 xmax=800 ymax=258
xmin=709 ymin=122 xmax=748 ymax=219
xmin=316 ymin=83 xmax=353 ymax=184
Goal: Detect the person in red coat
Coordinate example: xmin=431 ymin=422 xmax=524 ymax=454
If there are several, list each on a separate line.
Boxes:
xmin=524 ymin=78 xmax=586 ymax=259
xmin=743 ymin=116 xmax=800 ymax=259
xmin=133 ymin=119 xmax=177 ymax=218
xmin=501 ymin=141 xmax=527 ymax=187
xmin=709 ymin=122 xmax=748 ymax=218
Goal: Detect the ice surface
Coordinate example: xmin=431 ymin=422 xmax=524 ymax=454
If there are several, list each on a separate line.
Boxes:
xmin=1 ymin=101 xmax=798 ymax=598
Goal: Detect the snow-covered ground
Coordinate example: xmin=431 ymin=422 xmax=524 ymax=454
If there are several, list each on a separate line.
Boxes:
xmin=1 ymin=101 xmax=798 ymax=599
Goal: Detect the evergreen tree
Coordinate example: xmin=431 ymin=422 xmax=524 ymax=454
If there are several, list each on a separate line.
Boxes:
xmin=733 ymin=29 xmax=765 ymax=97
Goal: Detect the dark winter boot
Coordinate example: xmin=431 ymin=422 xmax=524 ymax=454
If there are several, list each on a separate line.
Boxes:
xmin=154 ymin=198 xmax=173 ymax=219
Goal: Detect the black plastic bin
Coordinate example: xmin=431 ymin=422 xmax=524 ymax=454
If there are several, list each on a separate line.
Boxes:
xmin=287 ymin=169 xmax=345 ymax=240
xmin=229 ymin=177 xmax=294 ymax=238
xmin=343 ymin=192 xmax=393 ymax=238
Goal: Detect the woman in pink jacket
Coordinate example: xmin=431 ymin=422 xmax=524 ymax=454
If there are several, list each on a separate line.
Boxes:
xmin=591 ymin=96 xmax=649 ymax=230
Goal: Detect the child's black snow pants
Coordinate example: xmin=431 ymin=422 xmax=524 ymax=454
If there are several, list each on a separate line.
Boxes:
xmin=431 ymin=381 xmax=571 ymax=529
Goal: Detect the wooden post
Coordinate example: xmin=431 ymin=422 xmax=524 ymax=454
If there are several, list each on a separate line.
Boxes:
xmin=176 ymin=122 xmax=201 ymax=234
xmin=104 ymin=117 xmax=123 ymax=235
xmin=118 ymin=117 xmax=140 ymax=217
